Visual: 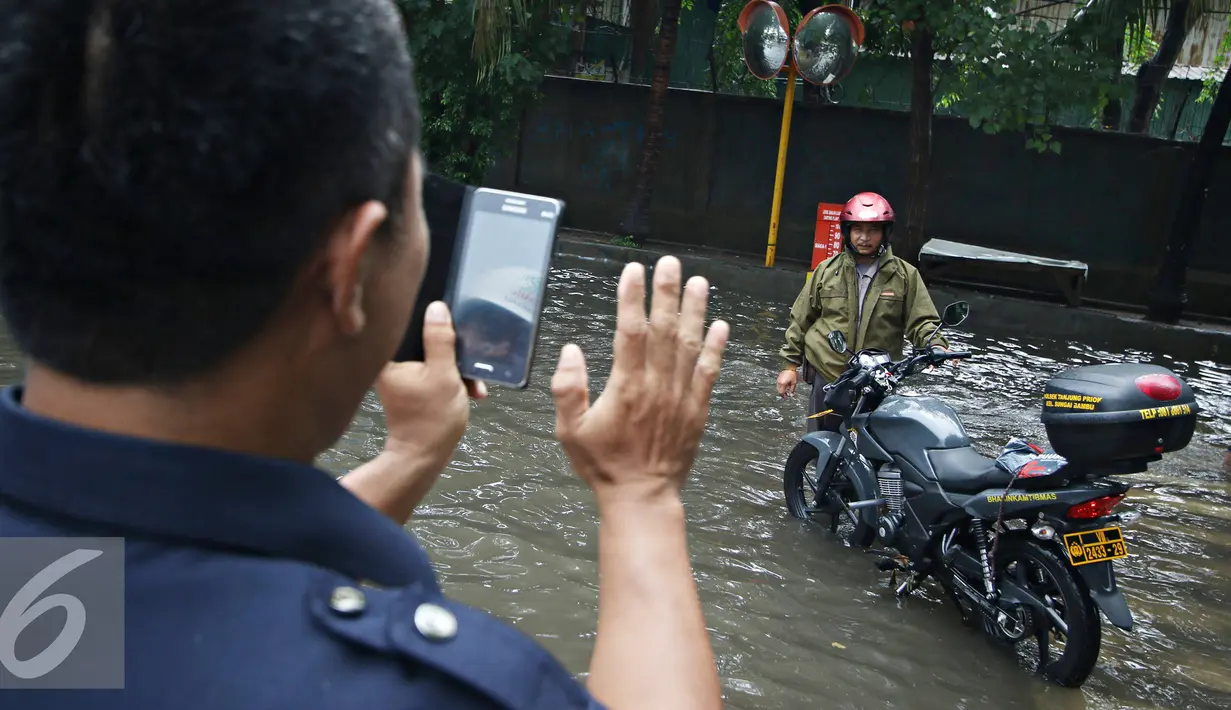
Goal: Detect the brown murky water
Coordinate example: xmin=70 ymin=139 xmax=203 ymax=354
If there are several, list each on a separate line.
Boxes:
xmin=3 ymin=253 xmax=1229 ymax=709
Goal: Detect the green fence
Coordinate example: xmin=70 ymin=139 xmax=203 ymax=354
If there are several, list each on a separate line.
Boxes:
xmin=551 ymin=2 xmax=1231 ymax=144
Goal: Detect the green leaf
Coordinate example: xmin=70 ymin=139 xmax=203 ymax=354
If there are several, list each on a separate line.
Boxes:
xmin=394 ymin=0 xmax=569 ymax=184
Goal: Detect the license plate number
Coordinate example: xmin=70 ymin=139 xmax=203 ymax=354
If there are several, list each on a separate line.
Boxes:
xmin=1063 ymin=526 xmax=1128 ymax=567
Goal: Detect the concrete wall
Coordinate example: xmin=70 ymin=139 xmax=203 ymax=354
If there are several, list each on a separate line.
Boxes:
xmin=484 ymin=77 xmax=1231 ymax=317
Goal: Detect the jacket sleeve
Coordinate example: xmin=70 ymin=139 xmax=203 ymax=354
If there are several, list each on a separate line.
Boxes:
xmin=903 ymin=267 xmax=949 ymax=350
xmin=779 ymin=275 xmax=820 ymax=367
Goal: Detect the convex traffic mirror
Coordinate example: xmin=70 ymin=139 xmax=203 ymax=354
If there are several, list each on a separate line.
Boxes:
xmin=793 ymin=4 xmax=863 ymax=86
xmin=737 ymin=1 xmax=864 ymax=86
xmin=738 ymin=0 xmax=791 ymax=80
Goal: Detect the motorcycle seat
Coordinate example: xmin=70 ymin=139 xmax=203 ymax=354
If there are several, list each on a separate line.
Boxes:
xmin=926 ymin=446 xmax=1015 ymax=493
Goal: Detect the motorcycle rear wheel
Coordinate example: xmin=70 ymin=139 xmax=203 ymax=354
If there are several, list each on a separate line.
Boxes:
xmin=783 ymin=440 xmax=875 ymax=547
xmin=994 ymin=536 xmax=1103 ymax=688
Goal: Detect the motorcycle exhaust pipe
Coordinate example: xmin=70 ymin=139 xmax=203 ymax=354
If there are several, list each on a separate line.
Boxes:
xmin=847 ymin=498 xmax=885 ymax=510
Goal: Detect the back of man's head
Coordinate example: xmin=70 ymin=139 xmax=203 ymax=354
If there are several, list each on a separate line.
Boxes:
xmin=0 ymin=0 xmax=420 ymax=385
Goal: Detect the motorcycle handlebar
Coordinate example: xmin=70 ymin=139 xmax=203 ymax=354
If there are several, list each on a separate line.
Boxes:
xmin=894 ymin=349 xmax=974 ymax=377
xmin=835 ymin=349 xmax=975 ymax=405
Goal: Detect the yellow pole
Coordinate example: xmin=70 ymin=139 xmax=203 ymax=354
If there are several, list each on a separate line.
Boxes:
xmin=765 ymin=64 xmax=798 ymax=268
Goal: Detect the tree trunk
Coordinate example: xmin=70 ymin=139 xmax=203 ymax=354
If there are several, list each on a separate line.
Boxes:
xmin=1127 ymin=0 xmax=1190 ymax=134
xmin=620 ymin=0 xmax=682 ymax=244
xmin=1102 ymin=23 xmax=1125 ymax=130
xmin=706 ymin=8 xmax=719 ymax=94
xmin=1146 ymin=61 xmax=1231 ymax=324
xmin=630 ymin=0 xmax=658 ymax=81
xmin=901 ymin=23 xmax=934 ymax=265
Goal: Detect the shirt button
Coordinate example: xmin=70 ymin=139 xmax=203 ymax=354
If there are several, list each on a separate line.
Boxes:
xmin=329 ymin=586 xmax=367 ymax=616
xmin=414 ymin=602 xmax=458 ymax=641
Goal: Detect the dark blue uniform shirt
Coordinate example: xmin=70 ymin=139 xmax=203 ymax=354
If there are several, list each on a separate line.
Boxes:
xmin=0 ymin=385 xmax=604 ymax=708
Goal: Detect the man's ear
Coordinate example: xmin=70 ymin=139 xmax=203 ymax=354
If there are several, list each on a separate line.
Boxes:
xmin=326 ymin=200 xmax=389 ymax=337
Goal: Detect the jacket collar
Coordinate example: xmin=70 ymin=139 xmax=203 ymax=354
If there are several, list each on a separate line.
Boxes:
xmin=0 ymin=385 xmax=435 ymax=588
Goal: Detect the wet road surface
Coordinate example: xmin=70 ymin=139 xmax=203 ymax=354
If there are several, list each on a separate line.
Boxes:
xmin=2 ymin=254 xmax=1229 ymax=709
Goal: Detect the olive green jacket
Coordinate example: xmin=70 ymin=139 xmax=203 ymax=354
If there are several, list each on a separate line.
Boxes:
xmin=778 ymin=248 xmax=948 ymax=383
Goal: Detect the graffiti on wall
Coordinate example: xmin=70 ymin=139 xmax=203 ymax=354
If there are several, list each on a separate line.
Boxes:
xmin=526 ymin=116 xmax=680 ymax=191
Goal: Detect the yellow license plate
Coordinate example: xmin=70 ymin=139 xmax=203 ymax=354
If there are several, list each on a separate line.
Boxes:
xmin=1063 ymin=526 xmax=1128 ymax=567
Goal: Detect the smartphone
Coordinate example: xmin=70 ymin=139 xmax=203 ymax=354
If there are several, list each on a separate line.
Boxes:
xmin=443 ymin=187 xmax=564 ymax=389
xmin=392 ymin=172 xmax=473 ymax=363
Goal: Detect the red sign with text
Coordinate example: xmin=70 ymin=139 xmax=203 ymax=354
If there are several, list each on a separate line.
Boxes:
xmin=812 ymin=202 xmax=845 ymax=270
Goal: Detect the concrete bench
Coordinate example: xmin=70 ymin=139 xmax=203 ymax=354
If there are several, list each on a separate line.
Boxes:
xmin=918 ymin=238 xmax=1089 ymax=307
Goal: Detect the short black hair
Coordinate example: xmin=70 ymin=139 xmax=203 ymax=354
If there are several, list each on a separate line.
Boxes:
xmin=0 ymin=0 xmax=420 ymax=385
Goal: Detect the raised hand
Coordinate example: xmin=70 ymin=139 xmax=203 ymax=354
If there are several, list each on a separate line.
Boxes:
xmin=551 ymin=255 xmax=728 ymax=710
xmin=551 ymin=256 xmax=729 ymax=503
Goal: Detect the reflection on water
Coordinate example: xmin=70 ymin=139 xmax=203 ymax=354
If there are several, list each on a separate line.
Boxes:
xmin=2 ymin=256 xmax=1230 ymax=709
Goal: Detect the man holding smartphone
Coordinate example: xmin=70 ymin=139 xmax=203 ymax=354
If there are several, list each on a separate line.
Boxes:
xmin=0 ymin=3 xmax=726 ymax=710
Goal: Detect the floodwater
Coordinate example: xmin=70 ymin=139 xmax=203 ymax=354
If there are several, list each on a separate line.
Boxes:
xmin=3 ymin=254 xmax=1230 ymax=709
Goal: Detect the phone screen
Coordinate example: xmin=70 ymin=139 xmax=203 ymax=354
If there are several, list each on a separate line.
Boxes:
xmin=450 ymin=192 xmax=561 ymax=388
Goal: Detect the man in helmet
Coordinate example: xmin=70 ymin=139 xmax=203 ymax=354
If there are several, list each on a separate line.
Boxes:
xmin=776 ymin=192 xmax=949 ymax=432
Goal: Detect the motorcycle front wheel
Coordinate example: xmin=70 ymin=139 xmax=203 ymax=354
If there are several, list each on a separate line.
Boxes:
xmin=782 ymin=440 xmax=875 ymax=547
xmin=993 ymin=536 xmax=1103 ymax=688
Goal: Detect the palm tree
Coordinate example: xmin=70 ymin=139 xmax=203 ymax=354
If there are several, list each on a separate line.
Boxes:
xmin=1072 ymin=0 xmax=1228 ymax=134
xmin=469 ymin=0 xmax=566 ymax=79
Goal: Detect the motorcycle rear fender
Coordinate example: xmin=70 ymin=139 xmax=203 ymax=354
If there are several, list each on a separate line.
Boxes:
xmin=799 ymin=431 xmax=879 ymax=530
xmin=960 ymin=480 xmax=1129 ymax=519
xmin=1003 ymin=542 xmax=1133 ymax=633
xmin=1077 ymin=561 xmax=1133 ymax=631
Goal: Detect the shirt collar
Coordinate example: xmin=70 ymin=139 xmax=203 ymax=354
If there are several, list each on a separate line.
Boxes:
xmin=0 ymin=385 xmax=434 ymax=588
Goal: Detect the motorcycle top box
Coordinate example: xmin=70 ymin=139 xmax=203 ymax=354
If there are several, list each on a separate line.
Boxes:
xmin=1040 ymin=363 xmax=1200 ymax=465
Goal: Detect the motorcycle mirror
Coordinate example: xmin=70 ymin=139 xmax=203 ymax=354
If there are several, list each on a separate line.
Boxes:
xmin=942 ymin=301 xmax=971 ymax=327
xmin=826 ymin=330 xmax=848 ymax=354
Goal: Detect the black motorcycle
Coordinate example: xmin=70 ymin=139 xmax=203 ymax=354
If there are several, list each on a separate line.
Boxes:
xmin=782 ymin=301 xmax=1199 ymax=687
